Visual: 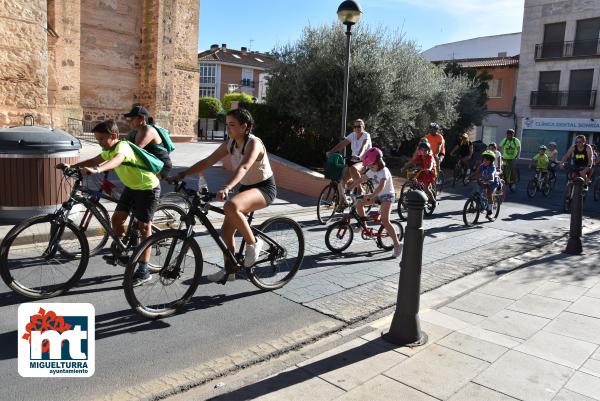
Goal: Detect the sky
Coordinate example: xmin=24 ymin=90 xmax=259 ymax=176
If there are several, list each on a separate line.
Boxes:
xmin=198 ymin=0 xmax=525 ymax=54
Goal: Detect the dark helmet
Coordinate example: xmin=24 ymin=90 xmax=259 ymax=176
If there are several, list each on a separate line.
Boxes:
xmin=427 ymin=122 xmax=440 ymax=133
xmin=506 ymin=129 xmax=515 ymax=135
xmin=418 ymin=141 xmax=431 ymax=152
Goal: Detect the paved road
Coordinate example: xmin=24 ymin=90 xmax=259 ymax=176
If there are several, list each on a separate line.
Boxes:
xmin=1 ymin=152 xmax=599 ymax=401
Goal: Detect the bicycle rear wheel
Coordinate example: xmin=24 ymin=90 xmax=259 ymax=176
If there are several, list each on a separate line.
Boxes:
xmin=325 ymin=221 xmax=354 ymax=253
xmin=0 ymin=215 xmax=89 ymax=299
xmin=376 ymin=221 xmax=404 ymax=251
xmin=452 ymin=164 xmax=461 ymax=187
xmin=124 ymin=229 xmax=202 ymax=319
xmin=492 ymin=193 xmax=502 ymax=220
xmin=317 ymin=183 xmax=339 ymax=225
xmin=463 ymin=197 xmax=480 ymax=227
xmin=436 ymin=170 xmax=445 ymax=194
xmin=248 ymin=217 xmax=304 ymax=290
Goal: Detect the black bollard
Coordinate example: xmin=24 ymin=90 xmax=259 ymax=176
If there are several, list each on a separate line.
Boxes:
xmin=382 ymin=190 xmax=428 ymax=347
xmin=564 ymin=177 xmax=584 ymax=254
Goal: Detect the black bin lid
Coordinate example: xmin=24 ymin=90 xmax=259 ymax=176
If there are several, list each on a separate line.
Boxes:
xmin=0 ymin=126 xmax=81 ymax=154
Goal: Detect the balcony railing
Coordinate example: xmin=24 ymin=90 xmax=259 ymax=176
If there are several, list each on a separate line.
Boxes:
xmin=535 ymin=39 xmax=600 ymax=60
xmin=530 ymin=90 xmax=597 ymax=109
xmin=240 ymin=79 xmax=255 ymax=88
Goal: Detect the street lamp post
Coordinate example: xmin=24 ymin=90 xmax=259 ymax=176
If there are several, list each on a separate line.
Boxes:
xmin=337 ymin=1 xmax=362 ymax=140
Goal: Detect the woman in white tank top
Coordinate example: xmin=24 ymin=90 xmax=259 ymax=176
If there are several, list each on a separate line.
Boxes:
xmin=171 ymin=108 xmax=276 ymax=282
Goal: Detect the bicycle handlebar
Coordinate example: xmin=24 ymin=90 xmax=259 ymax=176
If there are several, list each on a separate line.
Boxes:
xmin=57 ymin=165 xmax=83 ymax=180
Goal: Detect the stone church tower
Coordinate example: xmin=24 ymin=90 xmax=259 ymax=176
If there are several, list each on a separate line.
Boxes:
xmin=0 ymin=0 xmax=200 ymax=138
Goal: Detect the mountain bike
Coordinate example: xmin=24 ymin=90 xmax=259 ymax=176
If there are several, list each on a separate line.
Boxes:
xmin=452 ymin=159 xmax=471 ymax=187
xmin=397 ymin=169 xmax=437 ymax=221
xmin=123 ymin=183 xmax=305 ymax=319
xmin=317 ymin=159 xmax=375 ymax=224
xmin=526 ymin=169 xmax=552 ymax=198
xmin=462 ymin=181 xmax=503 ymax=226
xmin=0 ymin=167 xmax=186 ymax=299
xmin=325 ymin=195 xmax=403 ymax=254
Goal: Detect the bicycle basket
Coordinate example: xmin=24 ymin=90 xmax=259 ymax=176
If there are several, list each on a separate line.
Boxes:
xmin=324 ymin=153 xmax=345 ymax=181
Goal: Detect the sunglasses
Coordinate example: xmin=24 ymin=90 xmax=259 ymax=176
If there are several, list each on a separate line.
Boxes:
xmin=354 ymin=125 xmax=362 ymax=128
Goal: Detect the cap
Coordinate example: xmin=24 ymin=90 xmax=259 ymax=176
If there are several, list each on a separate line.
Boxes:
xmin=124 ymin=105 xmax=150 ymax=118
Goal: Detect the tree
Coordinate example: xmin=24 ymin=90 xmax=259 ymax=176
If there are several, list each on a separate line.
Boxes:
xmin=223 ymin=93 xmax=253 ymax=111
xmin=198 ymin=96 xmax=223 ymax=118
xmin=265 ymin=23 xmax=470 ymax=149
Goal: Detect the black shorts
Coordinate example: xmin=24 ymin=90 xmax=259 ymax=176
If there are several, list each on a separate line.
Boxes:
xmin=346 ymin=158 xmax=360 ymax=167
xmin=239 ymin=176 xmax=277 ymax=205
xmin=115 ymin=186 xmax=161 ymax=223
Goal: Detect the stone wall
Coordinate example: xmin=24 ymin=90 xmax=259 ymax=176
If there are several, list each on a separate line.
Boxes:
xmin=0 ymin=0 xmax=49 ymax=126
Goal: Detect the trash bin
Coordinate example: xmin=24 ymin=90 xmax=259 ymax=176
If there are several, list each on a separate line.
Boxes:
xmin=0 ymin=125 xmax=81 ymax=223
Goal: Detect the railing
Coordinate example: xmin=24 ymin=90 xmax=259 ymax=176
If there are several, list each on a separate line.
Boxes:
xmin=530 ymin=90 xmax=597 ymax=109
xmin=67 ymin=118 xmax=97 ymax=142
xmin=196 ymin=119 xmax=227 ymax=142
xmin=535 ymin=39 xmax=600 ymax=59
xmin=240 ymin=79 xmax=255 ymax=88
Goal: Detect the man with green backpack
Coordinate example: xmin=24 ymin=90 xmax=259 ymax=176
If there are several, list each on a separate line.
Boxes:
xmin=124 ymin=105 xmax=174 ymax=178
xmin=56 ymin=120 xmax=162 ymax=286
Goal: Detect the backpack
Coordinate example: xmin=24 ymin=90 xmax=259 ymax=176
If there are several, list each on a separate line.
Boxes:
xmin=149 ymin=123 xmax=175 ymax=153
xmin=120 ymin=140 xmax=164 ymax=174
xmin=324 ymin=153 xmax=345 ymax=181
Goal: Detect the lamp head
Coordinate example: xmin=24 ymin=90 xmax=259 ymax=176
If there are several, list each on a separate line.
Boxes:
xmin=337 ymin=0 xmax=362 ymax=25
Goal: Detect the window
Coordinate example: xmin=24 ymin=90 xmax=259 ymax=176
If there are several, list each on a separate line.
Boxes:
xmin=574 ymin=18 xmax=600 ymax=56
xmin=568 ymin=69 xmax=594 ymax=107
xmin=536 ymin=71 xmax=561 ymax=106
xmin=241 ymin=68 xmax=253 ymax=87
xmin=199 ymin=63 xmax=216 ymax=85
xmin=199 ymin=87 xmax=215 ymax=98
xmin=487 ymin=79 xmax=503 ymax=98
xmin=542 ymin=22 xmax=566 ymax=58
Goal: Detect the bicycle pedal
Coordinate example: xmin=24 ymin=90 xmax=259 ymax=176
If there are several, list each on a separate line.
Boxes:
xmin=102 ymin=255 xmax=118 ymax=266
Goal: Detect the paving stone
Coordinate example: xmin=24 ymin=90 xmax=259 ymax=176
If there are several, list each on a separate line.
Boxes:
xmin=437 ymin=306 xmax=487 ymax=325
xmin=568 ymin=296 xmax=600 ymax=319
xmin=480 ymin=309 xmax=550 ymax=340
xmin=420 ymin=309 xmax=471 ymax=331
xmin=474 ymin=350 xmax=573 ymax=401
xmin=446 ymin=292 xmax=514 ymax=317
xmin=384 ymin=344 xmax=489 ymax=400
xmin=592 ymin=347 xmax=600 ymax=361
xmin=547 ymin=267 xmax=600 ymax=289
xmin=477 ymin=278 xmax=541 ymax=300
xmin=515 ymin=331 xmax=597 ymax=369
xmin=361 ymin=321 xmax=452 ymax=357
xmin=297 ymin=337 xmax=407 ymax=391
xmin=458 ymin=326 xmax=522 ymax=349
xmin=438 ymin=332 xmax=508 ymax=363
xmin=532 ymin=281 xmax=589 ymax=302
xmin=581 ymin=358 xmax=600 ymax=378
xmin=586 ymin=283 xmax=600 ymax=299
xmin=565 ymin=372 xmax=600 ymax=401
xmin=249 ymin=374 xmax=345 ymax=401
xmin=552 ymin=388 xmax=598 ymax=401
xmin=507 ymin=294 xmax=570 ymax=319
xmin=544 ymin=312 xmax=600 ymax=345
xmin=448 ymin=382 xmax=519 ymax=401
xmin=334 ymin=374 xmax=437 ymax=401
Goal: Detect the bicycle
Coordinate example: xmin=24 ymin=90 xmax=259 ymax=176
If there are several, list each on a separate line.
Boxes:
xmin=325 ymin=195 xmax=404 ymax=254
xmin=526 ymin=169 xmax=552 ymax=198
xmin=397 ymin=169 xmax=437 ymax=221
xmin=123 ymin=184 xmax=305 ymax=319
xmin=462 ymin=181 xmax=503 ymax=226
xmin=502 ymin=159 xmax=520 ymax=192
xmin=563 ymin=169 xmax=589 ymax=212
xmin=0 ymin=167 xmax=186 ymax=299
xmin=452 ymin=159 xmax=471 ymax=187
xmin=317 ymin=158 xmax=375 ymax=225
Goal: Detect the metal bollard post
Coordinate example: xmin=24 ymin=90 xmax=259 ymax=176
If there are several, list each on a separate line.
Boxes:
xmin=382 ymin=190 xmax=428 ymax=347
xmin=564 ymin=176 xmax=584 ymax=254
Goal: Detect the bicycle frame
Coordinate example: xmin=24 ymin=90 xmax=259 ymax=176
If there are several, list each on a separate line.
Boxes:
xmin=340 ymin=207 xmax=387 ymax=240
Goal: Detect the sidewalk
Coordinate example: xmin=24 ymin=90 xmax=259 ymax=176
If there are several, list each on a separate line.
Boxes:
xmin=168 ymin=230 xmax=600 ymax=401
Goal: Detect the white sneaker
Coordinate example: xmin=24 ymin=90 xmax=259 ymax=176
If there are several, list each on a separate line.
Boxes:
xmin=207 ymin=268 xmax=235 ymax=282
xmin=244 ymin=238 xmax=264 ymax=267
xmin=393 ymin=244 xmax=403 ymax=258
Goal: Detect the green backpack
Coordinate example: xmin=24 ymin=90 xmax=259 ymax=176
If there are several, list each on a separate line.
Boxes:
xmin=149 ymin=123 xmax=175 ymax=153
xmin=120 ymin=140 xmax=164 ymax=174
xmin=324 ymin=153 xmax=345 ymax=181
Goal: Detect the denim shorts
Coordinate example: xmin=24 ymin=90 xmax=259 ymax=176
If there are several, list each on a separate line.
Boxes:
xmin=376 ymin=193 xmax=395 ymax=203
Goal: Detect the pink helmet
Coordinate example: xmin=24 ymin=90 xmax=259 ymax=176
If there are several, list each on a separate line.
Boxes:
xmin=362 ymin=147 xmax=383 ymax=166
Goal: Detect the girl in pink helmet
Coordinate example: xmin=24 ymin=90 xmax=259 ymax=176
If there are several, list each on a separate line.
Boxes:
xmin=351 ymin=147 xmax=402 ymax=258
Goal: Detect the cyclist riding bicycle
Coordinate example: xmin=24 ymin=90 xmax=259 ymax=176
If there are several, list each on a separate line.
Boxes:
xmin=403 ymin=141 xmax=437 ymax=204
xmin=477 ymin=150 xmax=500 ymax=218
xmin=326 ymin=118 xmax=372 ymax=197
xmin=488 ymin=142 xmax=503 ymax=175
xmin=547 ymin=141 xmax=559 ymax=176
xmin=559 ymin=134 xmax=594 ymax=187
xmin=425 ymin=122 xmax=446 ymax=175
xmin=530 ymin=145 xmax=550 ymax=186
xmin=500 ymin=129 xmax=521 ymax=188
xmin=351 ymin=147 xmax=402 ymax=258
xmin=56 ymin=120 xmax=161 ymax=286
xmin=450 ymin=132 xmax=474 ymax=175
xmin=170 ymin=108 xmax=276 ymax=283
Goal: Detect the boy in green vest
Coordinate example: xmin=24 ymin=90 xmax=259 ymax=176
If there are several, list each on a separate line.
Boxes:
xmin=56 ymin=120 xmax=160 ymax=286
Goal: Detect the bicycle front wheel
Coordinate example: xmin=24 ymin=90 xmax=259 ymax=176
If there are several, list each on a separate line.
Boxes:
xmin=463 ymin=197 xmax=480 ymax=227
xmin=0 ymin=215 xmax=89 ymax=299
xmin=376 ymin=221 xmax=404 ymax=251
xmin=563 ymin=183 xmax=573 ymax=212
xmin=325 ymin=220 xmax=354 ymax=253
xmin=397 ymin=184 xmax=409 ymax=221
xmin=317 ymin=184 xmax=339 ymax=225
xmin=526 ymin=179 xmax=537 ymax=198
xmin=248 ymin=217 xmax=305 ymax=290
xmin=124 ymin=229 xmax=202 ymax=319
